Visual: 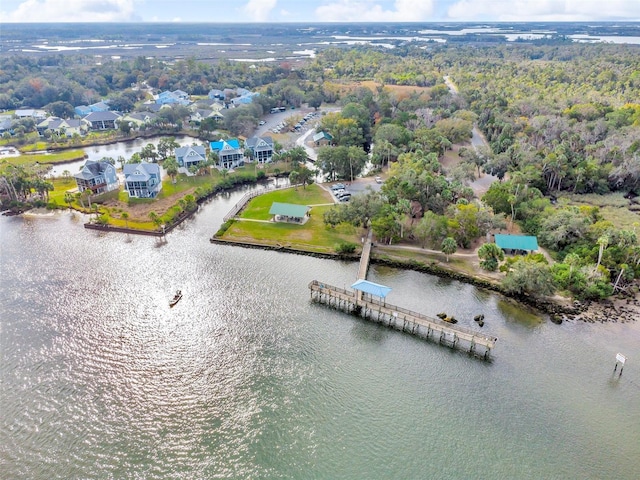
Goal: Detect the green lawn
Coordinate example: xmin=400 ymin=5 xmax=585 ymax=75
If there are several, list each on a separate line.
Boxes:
xmin=240 ymin=184 xmax=333 ymax=220
xmin=224 ymin=193 xmax=360 ymax=253
xmin=3 ymin=150 xmax=86 ymax=167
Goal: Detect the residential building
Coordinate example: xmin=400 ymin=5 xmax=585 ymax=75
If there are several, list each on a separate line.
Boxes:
xmin=36 ymin=117 xmax=86 ymax=137
xmin=74 ymin=101 xmax=110 ymax=117
xmin=210 ymin=139 xmax=244 ymax=170
xmin=208 ymin=89 xmax=224 ymax=100
xmin=74 ymin=160 xmax=118 ymax=194
xmin=83 ymin=111 xmax=122 ymax=130
xmin=123 ymin=162 xmax=162 ymax=198
xmin=14 ymin=109 xmax=47 ymax=120
xmin=121 ymin=112 xmax=158 ymax=129
xmin=175 ymin=145 xmax=207 ymax=171
xmin=156 ymin=90 xmax=190 ymax=106
xmin=244 ymin=136 xmax=274 ymax=164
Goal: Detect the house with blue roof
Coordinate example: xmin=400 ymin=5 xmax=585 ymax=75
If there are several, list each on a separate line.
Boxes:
xmin=74 ymin=160 xmax=118 ymax=194
xmin=123 ymin=162 xmax=162 ymax=198
xmin=210 ymin=139 xmax=244 ymax=170
xmin=156 ymin=90 xmax=190 ymax=106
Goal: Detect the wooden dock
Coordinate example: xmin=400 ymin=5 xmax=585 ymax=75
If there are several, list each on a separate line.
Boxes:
xmin=309 ymin=280 xmax=497 ymax=357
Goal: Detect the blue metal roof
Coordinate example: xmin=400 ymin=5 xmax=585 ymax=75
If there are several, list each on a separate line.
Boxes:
xmin=494 ymin=234 xmax=539 ymax=251
xmin=351 ymin=280 xmax=392 ymax=298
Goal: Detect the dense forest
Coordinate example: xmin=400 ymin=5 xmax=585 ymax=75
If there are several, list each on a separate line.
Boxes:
xmin=2 ymin=39 xmax=640 ymax=300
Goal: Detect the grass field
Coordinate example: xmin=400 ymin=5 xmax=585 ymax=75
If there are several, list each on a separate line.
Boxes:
xmin=559 ymin=192 xmax=640 ymax=230
xmin=4 ymin=150 xmax=86 ymax=167
xmin=223 ymin=185 xmax=360 ymax=253
xmin=239 ymin=184 xmax=333 ymax=220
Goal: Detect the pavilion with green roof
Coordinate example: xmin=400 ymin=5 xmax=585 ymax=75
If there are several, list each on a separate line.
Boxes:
xmin=269 ymin=202 xmax=311 ymax=224
xmin=494 ymin=234 xmax=539 ymax=253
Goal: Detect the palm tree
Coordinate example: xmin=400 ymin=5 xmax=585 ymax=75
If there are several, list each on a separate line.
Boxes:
xmin=441 ymin=237 xmax=457 ymax=262
xmin=478 ymin=242 xmax=505 ymax=271
xmin=64 ymin=192 xmax=74 ymax=211
xmin=164 ymin=157 xmax=179 ymax=184
xmin=596 ymin=234 xmax=609 ymax=269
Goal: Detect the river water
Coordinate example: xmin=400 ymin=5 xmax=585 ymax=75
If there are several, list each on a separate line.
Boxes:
xmin=47 ymin=135 xmax=199 ymax=177
xmin=1 ymin=186 xmax=639 ymax=479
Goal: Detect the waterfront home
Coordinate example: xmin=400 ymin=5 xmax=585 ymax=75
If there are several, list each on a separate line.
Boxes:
xmin=74 ymin=160 xmax=119 ymax=194
xmin=210 ymin=139 xmax=244 ymax=170
xmin=244 ymin=136 xmax=274 ymax=164
xmin=36 ymin=117 xmax=86 ymax=137
xmin=14 ymin=108 xmax=47 ymax=120
xmin=123 ymin=162 xmax=162 ymax=198
xmin=121 ymin=112 xmax=158 ymax=129
xmin=313 ymin=131 xmax=333 ymax=146
xmin=83 ymin=111 xmax=122 ymax=130
xmin=175 ymin=145 xmax=207 ymax=172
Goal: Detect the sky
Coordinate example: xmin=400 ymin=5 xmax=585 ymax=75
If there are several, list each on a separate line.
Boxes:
xmin=1 ymin=0 xmax=639 ymax=23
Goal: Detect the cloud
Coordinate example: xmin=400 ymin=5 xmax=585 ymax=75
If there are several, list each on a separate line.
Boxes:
xmin=447 ymin=0 xmax=640 ymax=21
xmin=315 ymin=0 xmax=435 ymax=22
xmin=242 ymin=0 xmax=278 ymax=22
xmin=4 ymin=0 xmax=140 ymax=22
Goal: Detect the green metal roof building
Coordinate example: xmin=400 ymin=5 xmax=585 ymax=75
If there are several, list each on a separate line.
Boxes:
xmin=269 ymin=202 xmax=310 ymax=219
xmin=494 ymin=234 xmax=539 ymax=252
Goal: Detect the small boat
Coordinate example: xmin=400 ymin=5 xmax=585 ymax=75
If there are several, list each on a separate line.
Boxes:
xmin=169 ymin=290 xmax=182 ymax=307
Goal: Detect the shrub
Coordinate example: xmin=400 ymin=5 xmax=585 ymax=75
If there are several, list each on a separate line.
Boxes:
xmin=335 ymin=241 xmax=357 ymax=254
xmin=215 ymin=220 xmax=235 ymax=237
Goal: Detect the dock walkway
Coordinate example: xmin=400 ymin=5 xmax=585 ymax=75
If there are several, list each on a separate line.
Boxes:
xmin=309 ymin=280 xmax=497 ymax=357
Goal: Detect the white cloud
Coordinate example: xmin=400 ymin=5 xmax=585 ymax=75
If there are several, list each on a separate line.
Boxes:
xmin=242 ymin=0 xmax=278 ymax=22
xmin=4 ymin=0 xmax=140 ymax=22
xmin=447 ymin=0 xmax=640 ymax=21
xmin=315 ymin=0 xmax=435 ymax=22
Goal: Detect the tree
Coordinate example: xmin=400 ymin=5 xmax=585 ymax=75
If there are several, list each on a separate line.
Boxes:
xmin=121 ymin=212 xmax=129 ymax=229
xmin=157 ymin=137 xmax=180 ymax=160
xmin=478 ymin=242 xmax=505 ymax=271
xmin=413 ymin=211 xmax=448 ymax=248
xmin=502 ymin=259 xmax=556 ymax=297
xmin=441 ymin=237 xmax=457 ymax=262
xmin=289 ymin=170 xmax=300 ymax=189
xmin=164 ymin=157 xmax=179 ymax=184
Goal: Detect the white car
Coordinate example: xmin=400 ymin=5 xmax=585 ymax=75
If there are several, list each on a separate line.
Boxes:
xmin=375 ymin=176 xmax=383 ymax=184
xmin=259 ymin=120 xmax=266 ymax=125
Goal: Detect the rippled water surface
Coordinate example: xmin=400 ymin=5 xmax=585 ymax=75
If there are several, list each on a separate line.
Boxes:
xmin=1 ymin=189 xmax=639 ymax=479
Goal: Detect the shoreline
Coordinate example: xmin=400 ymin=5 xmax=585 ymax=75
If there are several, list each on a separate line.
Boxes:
xmin=212 ymin=235 xmax=639 ymax=325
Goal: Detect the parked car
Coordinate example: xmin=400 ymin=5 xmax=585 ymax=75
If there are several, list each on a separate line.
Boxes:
xmin=331 ymin=183 xmax=346 ymax=191
xmin=259 ymin=120 xmax=266 ymax=125
xmin=375 ymin=176 xmax=383 ymax=183
xmin=338 ymin=194 xmax=351 ymax=202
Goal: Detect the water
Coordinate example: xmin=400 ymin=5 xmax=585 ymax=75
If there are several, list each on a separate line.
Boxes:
xmin=47 ymin=135 xmax=200 ymax=177
xmin=1 ymin=187 xmax=639 ymax=479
